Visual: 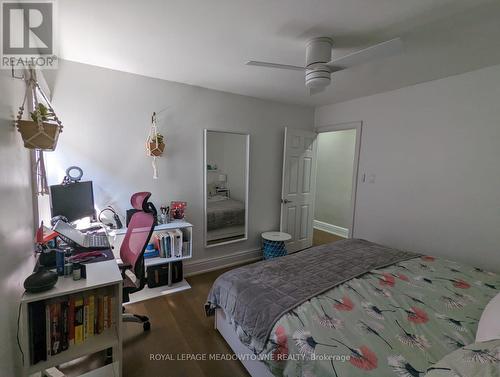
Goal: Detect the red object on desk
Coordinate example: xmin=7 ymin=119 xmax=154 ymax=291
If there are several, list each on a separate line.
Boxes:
xmin=68 ymin=251 xmax=105 ymax=262
xmin=35 ymin=221 xmax=58 ymax=244
xmin=170 ymin=201 xmax=187 ymax=220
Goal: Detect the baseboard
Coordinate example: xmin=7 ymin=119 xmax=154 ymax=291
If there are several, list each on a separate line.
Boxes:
xmin=183 ymin=248 xmax=262 ymax=277
xmin=313 ymin=220 xmax=349 ymax=238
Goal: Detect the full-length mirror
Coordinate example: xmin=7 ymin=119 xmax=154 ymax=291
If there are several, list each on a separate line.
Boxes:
xmin=204 ymin=130 xmax=249 ymax=247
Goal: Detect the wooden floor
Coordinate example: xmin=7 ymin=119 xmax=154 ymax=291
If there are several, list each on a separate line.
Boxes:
xmin=121 ymin=266 xmax=250 ymax=377
xmin=313 ymin=228 xmax=345 ymax=246
xmin=62 ymin=232 xmax=344 ymax=377
xmin=60 ymin=266 xmax=250 ymax=377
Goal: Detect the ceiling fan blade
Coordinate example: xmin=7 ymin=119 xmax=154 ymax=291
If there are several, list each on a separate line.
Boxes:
xmin=327 ymin=37 xmax=402 ymax=71
xmin=245 ymin=60 xmax=305 ymax=72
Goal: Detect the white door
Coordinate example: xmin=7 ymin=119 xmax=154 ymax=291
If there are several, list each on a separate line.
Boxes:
xmin=280 ymin=127 xmax=318 ymax=253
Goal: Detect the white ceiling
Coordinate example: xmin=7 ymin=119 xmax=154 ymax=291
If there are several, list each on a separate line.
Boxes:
xmin=58 ymin=0 xmax=500 ymax=107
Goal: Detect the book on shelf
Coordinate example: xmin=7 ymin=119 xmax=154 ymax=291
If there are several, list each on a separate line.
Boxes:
xmin=68 ymin=297 xmax=75 ymax=346
xmin=61 ymin=300 xmax=69 ymax=352
xmin=27 ymin=286 xmax=115 ymax=366
xmin=173 ymin=229 xmax=183 ymax=257
xmin=154 ymin=229 xmax=185 ymax=259
xmin=49 ymin=300 xmax=61 ymax=356
xmin=74 ymin=296 xmax=84 ymax=345
xmin=97 ymin=295 xmax=104 ymax=334
xmin=28 ymin=300 xmax=47 ymax=365
xmin=87 ymin=294 xmax=95 ymax=339
xmin=103 ymin=294 xmax=109 ymax=329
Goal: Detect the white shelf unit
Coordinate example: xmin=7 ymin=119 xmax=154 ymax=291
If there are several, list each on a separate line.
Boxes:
xmin=111 ymin=220 xmax=192 ymax=265
xmin=20 ymin=260 xmax=123 ymax=377
xmin=110 ymin=221 xmax=193 ymax=291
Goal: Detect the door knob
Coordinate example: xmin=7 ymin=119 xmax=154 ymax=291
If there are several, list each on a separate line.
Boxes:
xmin=281 ymin=199 xmax=291 ymax=204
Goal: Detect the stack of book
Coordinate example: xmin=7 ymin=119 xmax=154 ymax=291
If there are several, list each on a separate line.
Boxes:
xmin=28 ymin=287 xmax=115 ymax=365
xmin=154 ymin=230 xmax=183 ymax=258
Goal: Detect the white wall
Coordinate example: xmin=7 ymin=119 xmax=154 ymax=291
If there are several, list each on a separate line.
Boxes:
xmin=43 ymin=60 xmax=313 ymax=269
xmin=314 ymin=130 xmax=356 ymax=229
xmin=0 ymin=71 xmax=36 ymax=374
xmin=315 ymin=64 xmax=500 ymax=271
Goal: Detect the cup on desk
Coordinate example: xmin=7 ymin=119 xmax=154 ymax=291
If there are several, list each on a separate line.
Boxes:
xmin=56 ymin=249 xmax=65 ymax=276
xmin=72 ymin=263 xmax=82 ymax=280
xmin=64 ymin=263 xmax=73 ymax=276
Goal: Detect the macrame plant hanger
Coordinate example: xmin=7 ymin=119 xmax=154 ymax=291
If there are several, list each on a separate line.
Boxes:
xmin=15 ymin=69 xmax=63 ymax=195
xmin=146 ymin=112 xmax=164 ymax=179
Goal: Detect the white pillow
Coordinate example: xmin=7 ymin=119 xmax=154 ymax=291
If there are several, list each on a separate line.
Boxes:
xmin=475 ymin=292 xmax=500 ymax=342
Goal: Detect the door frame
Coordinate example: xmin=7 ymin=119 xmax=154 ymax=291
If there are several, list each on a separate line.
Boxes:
xmin=315 ymin=121 xmax=363 ymax=238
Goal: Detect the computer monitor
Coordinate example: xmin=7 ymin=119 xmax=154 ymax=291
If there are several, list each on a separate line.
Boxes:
xmin=50 ymin=181 xmax=96 ymax=222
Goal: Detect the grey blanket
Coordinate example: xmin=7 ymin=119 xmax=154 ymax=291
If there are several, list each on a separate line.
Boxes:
xmin=207 ymin=198 xmax=245 ymax=230
xmin=205 ymin=239 xmax=418 ymax=353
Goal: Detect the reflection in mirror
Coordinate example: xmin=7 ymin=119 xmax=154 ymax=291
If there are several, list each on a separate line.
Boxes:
xmin=204 ymin=130 xmax=249 ymax=247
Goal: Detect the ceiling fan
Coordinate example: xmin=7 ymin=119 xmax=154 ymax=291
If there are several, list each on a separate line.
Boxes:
xmin=246 ymin=37 xmax=403 ymax=95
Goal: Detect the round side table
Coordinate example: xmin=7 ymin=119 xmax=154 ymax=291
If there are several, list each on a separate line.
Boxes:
xmin=261 ymin=231 xmax=292 ymax=259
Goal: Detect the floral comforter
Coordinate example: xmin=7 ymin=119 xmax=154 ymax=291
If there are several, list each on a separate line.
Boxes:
xmin=425 ymin=338 xmax=500 ymax=377
xmin=256 ymin=256 xmax=500 ymax=377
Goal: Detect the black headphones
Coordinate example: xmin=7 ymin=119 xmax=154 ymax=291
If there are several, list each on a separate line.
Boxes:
xmin=98 ymin=206 xmax=123 ymax=229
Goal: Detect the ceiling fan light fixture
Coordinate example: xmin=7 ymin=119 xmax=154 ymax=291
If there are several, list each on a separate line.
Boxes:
xmin=246 ymin=36 xmax=402 ymax=96
xmin=305 ymin=66 xmax=330 ymax=90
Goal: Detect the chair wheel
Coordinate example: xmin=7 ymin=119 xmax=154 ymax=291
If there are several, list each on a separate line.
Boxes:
xmin=143 ymin=321 xmax=151 ymax=331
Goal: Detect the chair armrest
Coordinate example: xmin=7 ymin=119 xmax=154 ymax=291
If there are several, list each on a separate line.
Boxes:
xmin=124 ymin=269 xmax=141 ymax=289
xmin=117 ymin=258 xmax=131 ymax=269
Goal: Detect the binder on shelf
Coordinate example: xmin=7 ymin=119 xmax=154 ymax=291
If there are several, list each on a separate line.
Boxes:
xmin=28 ymin=300 xmax=47 ymax=365
xmin=173 ymin=229 xmax=183 ymax=257
xmin=166 ymin=230 xmax=177 ymax=258
xmin=45 ymin=302 xmax=50 ymax=360
xmin=165 ymin=233 xmax=172 ymax=258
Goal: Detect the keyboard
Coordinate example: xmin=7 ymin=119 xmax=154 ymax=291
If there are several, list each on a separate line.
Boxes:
xmin=54 ymin=220 xmax=110 ymax=249
xmin=87 ymin=234 xmax=110 ymax=248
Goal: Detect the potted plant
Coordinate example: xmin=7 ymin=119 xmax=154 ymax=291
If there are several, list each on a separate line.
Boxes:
xmin=17 ymin=103 xmax=63 ymax=151
xmin=148 ymin=132 xmax=165 ymax=156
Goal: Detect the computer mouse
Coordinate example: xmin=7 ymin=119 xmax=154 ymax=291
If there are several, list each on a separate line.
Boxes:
xmin=24 ymin=269 xmax=58 ymax=293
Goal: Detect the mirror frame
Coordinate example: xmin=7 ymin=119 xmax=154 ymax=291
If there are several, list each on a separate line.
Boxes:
xmin=203 ymin=129 xmax=250 ymax=248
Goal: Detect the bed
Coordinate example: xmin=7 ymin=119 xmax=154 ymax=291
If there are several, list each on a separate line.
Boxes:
xmin=206 ymin=195 xmax=245 ymax=242
xmin=206 ymin=239 xmax=500 ymax=377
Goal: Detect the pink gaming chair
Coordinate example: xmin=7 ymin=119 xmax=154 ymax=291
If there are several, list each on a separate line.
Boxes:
xmin=120 ymin=192 xmax=157 ymax=331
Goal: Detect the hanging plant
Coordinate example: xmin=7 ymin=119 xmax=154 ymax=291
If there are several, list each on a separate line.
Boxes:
xmin=16 ymin=77 xmax=63 ymax=151
xmin=146 ymin=112 xmax=165 ymax=179
xmin=148 ymin=131 xmax=165 ymax=157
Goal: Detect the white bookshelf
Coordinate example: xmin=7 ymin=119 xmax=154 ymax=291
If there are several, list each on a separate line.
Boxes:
xmin=20 ymin=260 xmax=123 ymax=377
xmin=110 ymin=221 xmax=193 ymax=264
xmin=109 ymin=221 xmax=193 ymax=302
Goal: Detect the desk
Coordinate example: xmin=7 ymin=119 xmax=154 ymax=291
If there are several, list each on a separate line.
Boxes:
xmin=20 ymin=260 xmax=123 ymax=377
